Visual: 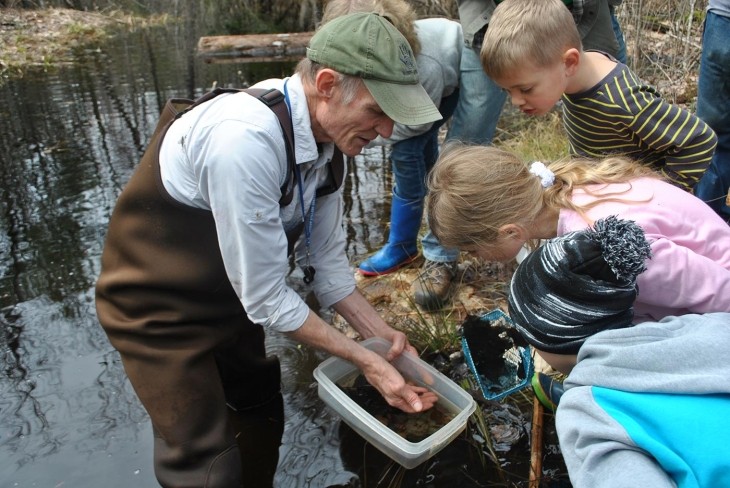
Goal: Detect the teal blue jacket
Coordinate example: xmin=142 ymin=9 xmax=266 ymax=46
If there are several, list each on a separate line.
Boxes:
xmin=558 ymin=313 xmax=730 ymax=488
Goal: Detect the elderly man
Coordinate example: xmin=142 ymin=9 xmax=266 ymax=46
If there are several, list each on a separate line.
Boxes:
xmin=95 ymin=13 xmax=441 ymax=488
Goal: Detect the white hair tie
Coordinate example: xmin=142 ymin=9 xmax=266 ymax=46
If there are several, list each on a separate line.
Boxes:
xmin=529 ymin=161 xmax=555 ymax=188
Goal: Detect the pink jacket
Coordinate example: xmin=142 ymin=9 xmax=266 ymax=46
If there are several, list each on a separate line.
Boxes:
xmin=558 ymin=177 xmax=730 ymax=322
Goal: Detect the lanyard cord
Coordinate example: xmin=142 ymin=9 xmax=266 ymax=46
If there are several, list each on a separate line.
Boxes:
xmin=284 ymin=80 xmax=317 ymax=284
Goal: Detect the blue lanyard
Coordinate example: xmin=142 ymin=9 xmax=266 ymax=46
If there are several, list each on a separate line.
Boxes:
xmin=284 ymin=80 xmax=316 ymax=284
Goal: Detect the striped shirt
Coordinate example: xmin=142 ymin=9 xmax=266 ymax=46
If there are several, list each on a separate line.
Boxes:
xmin=561 ymin=59 xmax=717 ymax=190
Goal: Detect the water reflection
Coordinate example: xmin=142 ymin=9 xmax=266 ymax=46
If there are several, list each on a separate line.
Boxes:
xmin=0 ymin=22 xmax=394 ymax=488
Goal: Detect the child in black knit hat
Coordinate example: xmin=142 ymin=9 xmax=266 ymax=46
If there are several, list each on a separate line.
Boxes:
xmin=506 ymin=216 xmax=730 ymax=488
xmin=508 ymin=215 xmax=651 ymax=373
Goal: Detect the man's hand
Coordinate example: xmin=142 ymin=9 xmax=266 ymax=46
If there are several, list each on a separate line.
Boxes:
xmin=381 ymin=329 xmax=419 ymax=359
xmin=319 ymin=290 xmax=439 ymax=412
xmin=359 ymin=353 xmax=439 ymax=413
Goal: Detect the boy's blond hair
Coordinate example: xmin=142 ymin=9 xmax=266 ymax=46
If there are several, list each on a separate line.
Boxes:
xmin=426 ymin=143 xmax=660 ymax=249
xmin=480 ymin=0 xmax=581 ymax=80
xmin=321 ymin=0 xmax=421 ymax=55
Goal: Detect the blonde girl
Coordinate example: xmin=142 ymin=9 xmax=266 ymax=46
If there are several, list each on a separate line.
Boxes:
xmin=426 ymin=142 xmax=730 ymax=322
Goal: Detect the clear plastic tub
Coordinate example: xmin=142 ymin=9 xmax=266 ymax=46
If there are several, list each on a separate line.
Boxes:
xmin=313 ymin=337 xmax=476 ymax=469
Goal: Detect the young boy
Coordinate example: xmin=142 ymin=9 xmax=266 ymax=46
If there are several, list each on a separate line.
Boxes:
xmin=507 ymin=216 xmax=730 ymax=488
xmin=481 ymin=0 xmax=717 ymax=192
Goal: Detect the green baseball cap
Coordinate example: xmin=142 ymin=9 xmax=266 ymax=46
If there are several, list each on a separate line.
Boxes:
xmin=307 ymin=12 xmax=442 ymax=126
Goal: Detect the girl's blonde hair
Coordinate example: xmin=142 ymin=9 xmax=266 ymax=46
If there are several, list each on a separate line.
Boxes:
xmin=481 ymin=0 xmax=581 ymax=80
xmin=426 ymin=143 xmax=661 ymax=249
xmin=320 ymin=0 xmax=421 ymax=55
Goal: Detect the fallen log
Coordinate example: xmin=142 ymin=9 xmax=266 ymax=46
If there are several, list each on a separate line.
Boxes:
xmin=197 ymin=31 xmax=314 ymax=64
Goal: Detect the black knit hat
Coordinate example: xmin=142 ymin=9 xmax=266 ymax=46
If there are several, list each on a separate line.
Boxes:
xmin=507 ymin=216 xmax=652 ymax=354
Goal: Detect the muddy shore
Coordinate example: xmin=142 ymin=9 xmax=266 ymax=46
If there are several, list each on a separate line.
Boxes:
xmin=0 ymin=8 xmax=167 ymax=78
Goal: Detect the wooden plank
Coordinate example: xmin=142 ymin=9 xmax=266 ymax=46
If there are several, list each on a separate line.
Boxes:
xmin=197 ymin=31 xmax=313 ymax=64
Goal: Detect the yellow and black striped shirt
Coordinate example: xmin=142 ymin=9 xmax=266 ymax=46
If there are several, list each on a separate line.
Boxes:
xmin=562 ymin=62 xmax=717 ymax=191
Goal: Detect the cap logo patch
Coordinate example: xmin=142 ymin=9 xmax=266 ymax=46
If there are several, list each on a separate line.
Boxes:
xmin=398 ymin=42 xmax=416 ymax=74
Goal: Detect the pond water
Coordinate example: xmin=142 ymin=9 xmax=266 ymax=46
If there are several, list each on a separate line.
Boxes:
xmin=0 ymin=21 xmax=567 ymax=488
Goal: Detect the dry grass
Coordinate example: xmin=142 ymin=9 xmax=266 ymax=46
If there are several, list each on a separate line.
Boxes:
xmin=495 ymin=108 xmax=570 ymax=162
xmin=332 ymin=256 xmax=518 ymax=354
xmin=617 ymin=0 xmax=705 ymax=105
xmin=0 ymin=8 xmax=170 ymax=79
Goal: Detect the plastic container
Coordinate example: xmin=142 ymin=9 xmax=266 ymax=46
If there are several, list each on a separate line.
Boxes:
xmin=313 ymin=337 xmax=476 ymax=469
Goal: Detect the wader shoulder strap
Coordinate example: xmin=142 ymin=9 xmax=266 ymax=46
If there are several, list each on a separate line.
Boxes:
xmin=164 ymin=87 xmax=296 ymax=206
xmin=243 ymin=88 xmax=297 ymax=206
xmin=244 ymin=88 xmax=346 ymax=202
xmin=315 ymin=150 xmax=345 ymax=199
xmin=164 ymin=87 xmax=344 ymax=205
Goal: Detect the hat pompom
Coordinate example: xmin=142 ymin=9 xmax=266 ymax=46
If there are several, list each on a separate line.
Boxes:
xmin=589 ymin=216 xmax=652 ymax=282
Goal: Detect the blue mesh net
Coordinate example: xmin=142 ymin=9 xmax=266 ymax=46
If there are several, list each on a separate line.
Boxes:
xmin=461 ymin=309 xmax=534 ymax=401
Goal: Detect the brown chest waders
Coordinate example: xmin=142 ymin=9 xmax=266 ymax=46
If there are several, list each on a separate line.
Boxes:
xmin=95 ymin=88 xmax=343 ymax=488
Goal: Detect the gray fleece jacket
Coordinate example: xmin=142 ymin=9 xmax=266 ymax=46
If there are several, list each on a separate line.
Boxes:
xmin=557 ymin=313 xmax=730 ymax=488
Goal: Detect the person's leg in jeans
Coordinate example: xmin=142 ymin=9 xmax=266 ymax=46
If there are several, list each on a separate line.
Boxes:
xmin=695 ymin=11 xmax=730 ymax=222
xmin=413 ymin=48 xmax=507 ymax=310
xmin=412 ymin=83 xmax=492 ymax=310
xmin=609 ymin=4 xmax=628 ymax=64
xmin=358 ymin=93 xmax=458 ymax=275
xmin=357 ymin=135 xmax=429 ymax=275
xmin=445 ymin=46 xmax=507 ymax=145
xmin=420 ymin=90 xmax=461 ymax=266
